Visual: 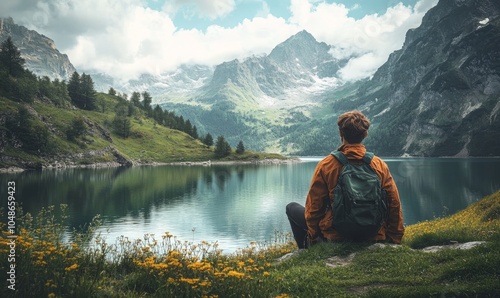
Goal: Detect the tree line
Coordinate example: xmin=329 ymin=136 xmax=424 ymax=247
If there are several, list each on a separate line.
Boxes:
xmin=0 ymin=36 xmax=246 ymax=157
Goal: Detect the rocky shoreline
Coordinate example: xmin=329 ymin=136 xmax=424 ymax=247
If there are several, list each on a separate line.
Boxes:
xmin=0 ymin=151 xmax=301 ymax=172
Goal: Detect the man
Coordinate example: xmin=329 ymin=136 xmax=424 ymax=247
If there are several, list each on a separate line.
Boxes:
xmin=286 ymin=110 xmax=404 ymax=248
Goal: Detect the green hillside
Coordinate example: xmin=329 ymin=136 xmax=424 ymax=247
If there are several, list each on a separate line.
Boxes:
xmin=0 ymin=38 xmax=284 ymax=170
xmin=0 ymin=94 xmax=287 ymax=169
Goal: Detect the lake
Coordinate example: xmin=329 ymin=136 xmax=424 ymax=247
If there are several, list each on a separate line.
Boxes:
xmin=1 ymin=157 xmax=499 ymax=253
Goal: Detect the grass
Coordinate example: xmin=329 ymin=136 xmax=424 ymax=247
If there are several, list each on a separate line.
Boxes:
xmin=0 ymin=95 xmax=285 ymax=169
xmin=1 ymin=191 xmax=499 ymax=297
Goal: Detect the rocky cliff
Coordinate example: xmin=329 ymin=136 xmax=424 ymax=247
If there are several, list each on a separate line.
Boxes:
xmin=355 ymin=0 xmax=500 ymax=156
xmin=0 ymin=17 xmax=76 ymax=80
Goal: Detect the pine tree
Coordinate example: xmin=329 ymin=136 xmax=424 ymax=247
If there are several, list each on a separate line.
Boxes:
xmin=67 ymin=71 xmax=97 ymax=110
xmin=236 ymin=140 xmax=245 ymax=154
xmin=68 ymin=71 xmax=81 ymax=107
xmin=0 ymin=37 xmax=25 ymax=76
xmin=79 ymin=73 xmax=97 ymax=110
xmin=9 ymin=107 xmax=49 ymax=152
xmin=131 ymin=91 xmax=141 ymax=107
xmin=191 ymin=125 xmax=198 ymax=139
xmin=215 ymin=135 xmax=231 ymax=158
xmin=66 ymin=117 xmax=87 ymax=141
xmin=153 ymin=105 xmax=163 ymax=122
xmin=142 ymin=91 xmax=152 ymax=115
xmin=112 ymin=115 xmax=131 ymax=138
xmin=203 ymin=133 xmax=214 ymax=146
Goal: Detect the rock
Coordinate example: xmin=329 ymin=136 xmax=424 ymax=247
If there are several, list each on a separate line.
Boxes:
xmin=422 ymin=241 xmax=487 ymax=253
xmin=367 ymin=243 xmax=401 ymax=250
xmin=276 ymin=249 xmax=306 ymax=263
xmin=275 ymin=241 xmax=488 ymax=268
xmin=325 ymin=253 xmax=356 ymax=268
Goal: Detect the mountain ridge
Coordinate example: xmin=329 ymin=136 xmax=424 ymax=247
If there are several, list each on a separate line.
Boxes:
xmin=357 ymin=0 xmax=500 ymax=156
xmin=3 ymin=0 xmax=500 ymax=156
xmin=159 ymin=29 xmax=347 ymax=152
xmin=0 ymin=17 xmax=76 ymax=80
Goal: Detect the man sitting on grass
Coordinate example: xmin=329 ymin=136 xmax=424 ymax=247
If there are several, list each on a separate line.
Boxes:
xmin=286 ymin=110 xmax=404 ymax=248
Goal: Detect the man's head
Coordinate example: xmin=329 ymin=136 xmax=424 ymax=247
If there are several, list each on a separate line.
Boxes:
xmin=337 ymin=110 xmax=370 ymax=144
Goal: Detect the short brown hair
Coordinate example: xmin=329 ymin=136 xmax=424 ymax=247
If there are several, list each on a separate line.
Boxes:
xmin=337 ymin=110 xmax=370 ymax=144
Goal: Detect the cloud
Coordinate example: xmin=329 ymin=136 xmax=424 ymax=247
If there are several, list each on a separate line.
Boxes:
xmin=1 ymin=0 xmax=438 ymax=82
xmin=163 ymin=0 xmax=236 ymax=20
xmin=338 ymin=52 xmax=386 ymax=81
xmin=256 ymin=1 xmax=271 ymax=17
xmin=415 ymin=0 xmax=439 ymax=13
xmin=287 ymin=0 xmax=439 ymax=81
xmin=66 ymin=6 xmax=293 ymax=81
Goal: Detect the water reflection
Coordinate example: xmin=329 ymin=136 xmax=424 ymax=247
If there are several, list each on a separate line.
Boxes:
xmin=386 ymin=158 xmax=500 ymax=224
xmin=1 ymin=158 xmax=499 ymax=252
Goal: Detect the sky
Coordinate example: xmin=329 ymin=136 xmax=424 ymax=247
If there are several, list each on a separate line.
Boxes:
xmin=0 ymin=0 xmax=439 ymax=82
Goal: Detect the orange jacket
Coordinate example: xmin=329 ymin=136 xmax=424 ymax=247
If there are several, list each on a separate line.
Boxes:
xmin=305 ymin=143 xmax=405 ymax=244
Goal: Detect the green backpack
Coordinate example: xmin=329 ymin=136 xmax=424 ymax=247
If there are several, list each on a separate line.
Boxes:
xmin=330 ymin=151 xmax=388 ymax=240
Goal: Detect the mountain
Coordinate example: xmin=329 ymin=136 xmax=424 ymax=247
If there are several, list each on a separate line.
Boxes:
xmin=327 ymin=0 xmax=500 ymax=157
xmin=162 ymin=0 xmax=500 ymax=156
xmin=205 ymin=30 xmax=346 ymax=99
xmin=5 ymin=0 xmax=500 ymax=157
xmin=90 ymin=64 xmax=213 ymax=98
xmin=0 ymin=17 xmax=76 ymax=80
xmin=159 ymin=30 xmax=349 ymax=152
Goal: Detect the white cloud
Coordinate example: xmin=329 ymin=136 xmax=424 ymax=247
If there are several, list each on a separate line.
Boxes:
xmin=163 ymin=0 xmax=236 ymax=20
xmin=415 ymin=0 xmax=439 ymax=14
xmin=338 ymin=52 xmax=386 ymax=81
xmin=287 ymin=0 xmax=437 ymax=81
xmin=66 ymin=8 xmax=294 ymax=81
xmin=2 ymin=0 xmax=438 ymax=82
xmin=256 ymin=1 xmax=271 ymax=17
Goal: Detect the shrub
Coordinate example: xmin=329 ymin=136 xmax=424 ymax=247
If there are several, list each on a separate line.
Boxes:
xmin=66 ymin=117 xmax=87 ymax=141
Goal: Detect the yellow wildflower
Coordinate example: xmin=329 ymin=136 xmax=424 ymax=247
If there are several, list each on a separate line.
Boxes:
xmin=199 ymin=280 xmax=212 ymax=287
xmin=64 ymin=263 xmax=79 ymax=271
xmin=180 ymin=277 xmax=200 ymax=285
xmin=227 ymin=270 xmax=245 ymax=279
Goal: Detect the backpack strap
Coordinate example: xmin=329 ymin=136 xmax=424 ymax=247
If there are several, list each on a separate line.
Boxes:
xmin=332 ymin=150 xmax=375 ymax=165
xmin=362 ymin=152 xmax=374 ymax=165
xmin=331 ymin=151 xmax=349 ymax=165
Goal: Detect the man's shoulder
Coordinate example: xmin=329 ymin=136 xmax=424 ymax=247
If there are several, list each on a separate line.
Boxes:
xmin=321 ymin=154 xmax=336 ymax=164
xmin=317 ymin=154 xmax=341 ymax=169
xmin=369 ymin=154 xmax=391 ymax=173
xmin=369 ymin=153 xmax=383 ymax=163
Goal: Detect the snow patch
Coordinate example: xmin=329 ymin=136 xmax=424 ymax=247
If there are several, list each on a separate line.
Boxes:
xmin=258 ymin=94 xmax=277 ymax=107
xmin=456 ymin=55 xmax=469 ymax=68
xmin=462 ymin=103 xmax=482 ymax=118
xmin=477 ymin=18 xmax=490 ymax=30
xmin=491 ymin=101 xmax=500 ymax=124
xmin=374 ymin=107 xmax=390 ymax=118
xmin=479 ymin=18 xmax=490 ymax=25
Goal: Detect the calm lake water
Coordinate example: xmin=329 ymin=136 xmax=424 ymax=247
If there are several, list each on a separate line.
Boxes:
xmin=1 ymin=158 xmax=499 ymax=253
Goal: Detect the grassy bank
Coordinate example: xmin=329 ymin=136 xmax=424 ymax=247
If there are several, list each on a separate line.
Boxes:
xmin=0 ymin=95 xmax=287 ymax=170
xmin=1 ymin=191 xmax=499 ymax=297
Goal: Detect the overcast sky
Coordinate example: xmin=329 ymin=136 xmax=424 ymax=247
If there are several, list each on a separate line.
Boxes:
xmin=1 ymin=0 xmax=438 ymax=82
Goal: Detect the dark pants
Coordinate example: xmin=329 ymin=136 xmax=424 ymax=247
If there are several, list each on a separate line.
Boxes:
xmin=285 ymin=202 xmax=309 ymax=249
